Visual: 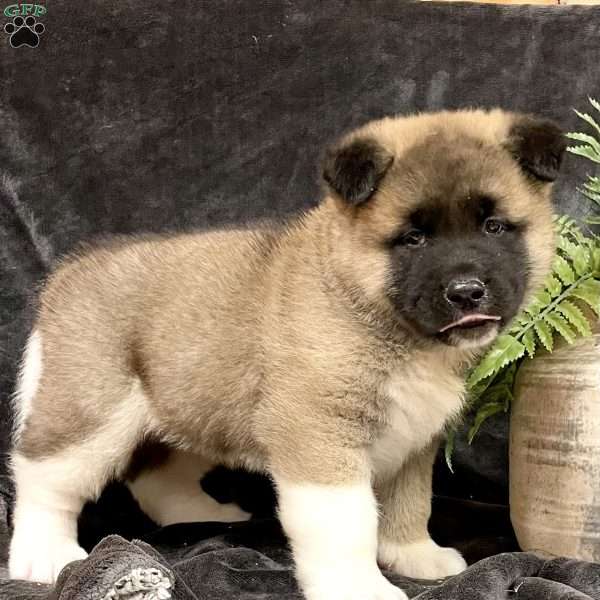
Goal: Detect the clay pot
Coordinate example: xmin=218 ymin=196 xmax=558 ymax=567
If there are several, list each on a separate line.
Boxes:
xmin=510 ymin=331 xmax=600 ymax=561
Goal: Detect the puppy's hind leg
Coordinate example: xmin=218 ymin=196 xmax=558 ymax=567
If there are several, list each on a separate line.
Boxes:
xmin=9 ymin=452 xmax=90 ymax=583
xmin=9 ymin=336 xmax=150 ymax=583
xmin=127 ymin=449 xmax=251 ymax=526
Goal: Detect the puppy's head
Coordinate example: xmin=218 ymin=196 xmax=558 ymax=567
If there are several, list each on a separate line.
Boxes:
xmin=322 ymin=109 xmax=565 ymax=349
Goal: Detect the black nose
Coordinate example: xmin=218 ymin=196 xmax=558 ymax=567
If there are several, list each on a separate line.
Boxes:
xmin=445 ymin=279 xmax=487 ymax=310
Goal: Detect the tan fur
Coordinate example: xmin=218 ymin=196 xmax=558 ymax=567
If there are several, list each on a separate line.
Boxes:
xmin=10 ymin=109 xmax=559 ymax=591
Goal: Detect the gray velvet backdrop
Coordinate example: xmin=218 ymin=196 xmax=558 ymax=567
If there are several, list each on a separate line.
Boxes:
xmin=1 ymin=0 xmax=600 ymax=506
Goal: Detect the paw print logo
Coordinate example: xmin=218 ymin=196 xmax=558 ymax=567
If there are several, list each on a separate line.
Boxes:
xmin=4 ymin=15 xmax=44 ymax=48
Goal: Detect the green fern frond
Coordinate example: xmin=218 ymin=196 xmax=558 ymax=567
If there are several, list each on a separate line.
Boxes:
xmin=583 ymin=176 xmax=600 ymax=192
xmin=467 ymin=401 xmax=505 ymax=445
xmin=572 ymin=107 xmax=600 ymax=138
xmin=556 ymin=299 xmax=592 ymax=336
xmin=533 ymin=319 xmax=554 ymax=351
xmin=589 ymin=97 xmax=600 ymax=114
xmin=544 ymin=311 xmax=576 ymax=344
xmin=583 ymin=188 xmax=600 ymax=203
xmin=545 ymin=275 xmax=562 ymax=298
xmin=570 ymin=279 xmax=600 ymax=315
xmin=594 ymin=248 xmax=600 ymax=273
xmin=522 ymin=328 xmax=536 ymax=357
xmin=556 ymin=214 xmax=576 ymax=229
xmin=566 ymin=132 xmax=600 ymax=156
xmin=568 ymin=98 xmax=600 ymax=208
xmin=567 ymin=145 xmax=600 ymax=164
xmin=467 ymin=335 xmax=525 ymax=388
xmin=554 ymin=255 xmax=576 ymax=285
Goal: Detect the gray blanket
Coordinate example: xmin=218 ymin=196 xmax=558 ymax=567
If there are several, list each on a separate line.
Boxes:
xmin=3 ymin=0 xmax=600 ymax=500
xmin=1 ymin=524 xmax=599 ymax=599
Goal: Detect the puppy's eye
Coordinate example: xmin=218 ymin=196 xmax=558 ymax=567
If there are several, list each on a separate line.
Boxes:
xmin=484 ymin=218 xmax=506 ymax=236
xmin=401 ymin=230 xmax=427 ymax=247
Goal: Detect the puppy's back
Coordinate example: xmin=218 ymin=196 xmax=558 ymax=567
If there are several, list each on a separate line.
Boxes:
xmin=36 ymin=227 xmax=284 ymax=354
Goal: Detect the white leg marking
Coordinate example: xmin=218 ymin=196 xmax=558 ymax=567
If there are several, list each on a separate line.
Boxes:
xmin=127 ymin=450 xmax=250 ymax=525
xmin=10 ymin=379 xmax=150 ymax=583
xmin=12 ymin=330 xmax=42 ymax=443
xmin=9 ymin=453 xmax=88 ymax=583
xmin=276 ymin=479 xmax=408 ymax=600
xmin=378 ymin=538 xmax=467 ymax=580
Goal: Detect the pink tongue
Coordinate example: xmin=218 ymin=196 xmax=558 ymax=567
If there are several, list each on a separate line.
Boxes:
xmin=439 ymin=314 xmax=501 ymax=333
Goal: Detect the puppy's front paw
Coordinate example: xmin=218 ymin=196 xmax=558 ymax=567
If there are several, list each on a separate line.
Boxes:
xmin=9 ymin=534 xmax=88 ymax=583
xmin=304 ymin=570 xmax=408 ymax=600
xmin=378 ymin=538 xmax=467 ymax=581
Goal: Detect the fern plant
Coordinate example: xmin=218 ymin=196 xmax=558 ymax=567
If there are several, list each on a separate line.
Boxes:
xmin=445 ymin=99 xmax=600 ymax=471
xmin=565 ymin=97 xmax=600 ymax=225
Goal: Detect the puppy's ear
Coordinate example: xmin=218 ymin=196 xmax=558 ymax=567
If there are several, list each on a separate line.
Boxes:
xmin=506 ymin=115 xmax=567 ymax=182
xmin=322 ymin=137 xmax=394 ymax=205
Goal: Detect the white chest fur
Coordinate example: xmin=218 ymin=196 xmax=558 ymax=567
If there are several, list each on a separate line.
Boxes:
xmin=369 ymin=355 xmax=466 ymax=476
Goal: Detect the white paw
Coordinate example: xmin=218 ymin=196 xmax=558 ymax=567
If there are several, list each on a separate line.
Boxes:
xmin=378 ymin=538 xmax=467 ymax=580
xmin=304 ymin=571 xmax=408 ymax=600
xmin=9 ymin=533 xmax=87 ymax=583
